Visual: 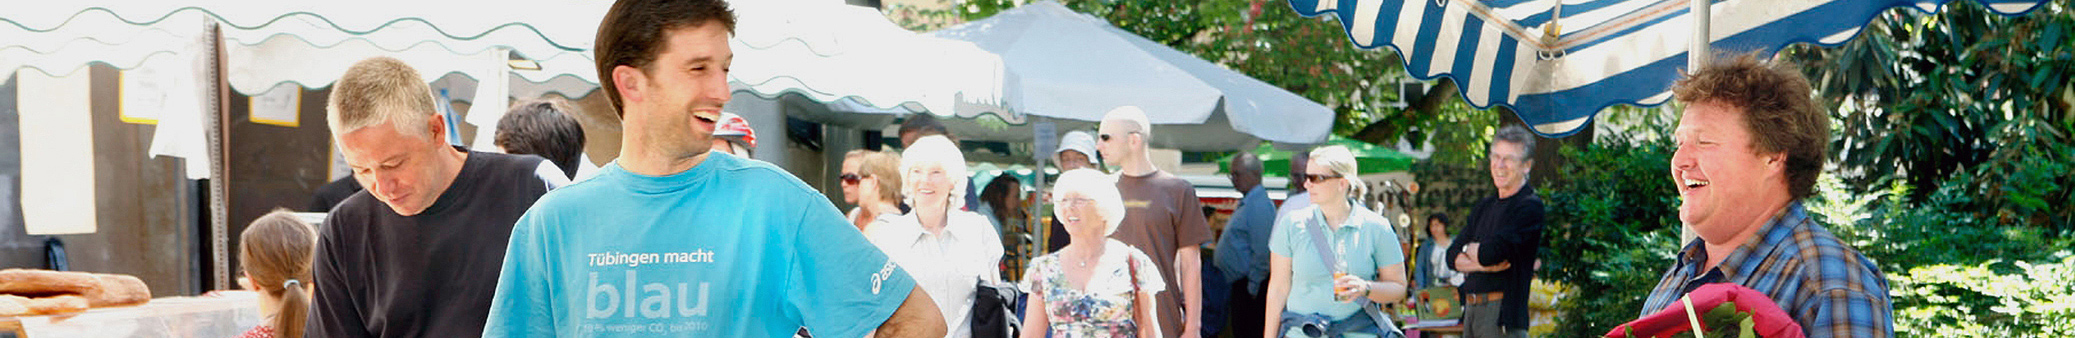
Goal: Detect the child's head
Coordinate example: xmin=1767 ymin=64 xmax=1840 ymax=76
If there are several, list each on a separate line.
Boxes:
xmin=240 ymin=209 xmax=315 ymax=338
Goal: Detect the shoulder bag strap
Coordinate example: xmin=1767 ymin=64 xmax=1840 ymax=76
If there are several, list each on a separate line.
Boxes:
xmin=1308 ymin=211 xmax=1405 ymax=336
xmin=1126 ymin=254 xmax=1148 ymax=333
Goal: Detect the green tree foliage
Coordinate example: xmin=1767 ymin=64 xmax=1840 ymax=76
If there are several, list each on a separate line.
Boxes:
xmin=1782 ymin=2 xmax=2075 ymax=333
xmin=1884 ymin=254 xmax=2075 ymax=337
xmin=1819 ymin=170 xmax=2075 ymax=336
xmin=1535 ymin=128 xmax=1683 ymax=338
xmin=1778 ymin=1 xmax=2075 ymax=231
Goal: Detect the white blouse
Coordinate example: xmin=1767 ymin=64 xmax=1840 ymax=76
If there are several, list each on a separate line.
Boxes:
xmin=864 ymin=210 xmax=1005 ymax=338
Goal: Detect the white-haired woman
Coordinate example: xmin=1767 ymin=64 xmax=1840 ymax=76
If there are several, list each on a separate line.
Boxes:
xmin=864 ymin=135 xmax=1003 ymax=338
xmin=1020 ymin=168 xmax=1163 ymax=338
xmin=1264 ymin=146 xmax=1408 ymax=338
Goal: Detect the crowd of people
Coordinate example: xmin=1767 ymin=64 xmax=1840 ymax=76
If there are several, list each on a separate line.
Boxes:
xmin=227 ymin=0 xmax=1894 ymax=337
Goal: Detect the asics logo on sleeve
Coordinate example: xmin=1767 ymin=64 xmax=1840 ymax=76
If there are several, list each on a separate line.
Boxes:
xmin=870 ymin=262 xmax=897 ymax=295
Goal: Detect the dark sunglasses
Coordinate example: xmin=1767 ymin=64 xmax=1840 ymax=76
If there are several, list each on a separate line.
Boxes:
xmin=1098 ymin=131 xmax=1140 ymax=142
xmin=839 ymin=173 xmax=861 ymax=185
xmin=1303 ymin=173 xmax=1343 ymax=183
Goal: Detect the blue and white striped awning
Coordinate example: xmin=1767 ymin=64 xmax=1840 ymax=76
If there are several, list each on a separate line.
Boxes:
xmin=1288 ymin=0 xmax=2049 ymax=136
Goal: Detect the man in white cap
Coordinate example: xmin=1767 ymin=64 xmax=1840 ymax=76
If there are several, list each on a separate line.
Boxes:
xmin=1055 ymin=130 xmax=1099 ymax=171
xmin=1098 ymin=106 xmax=1213 ymax=338
xmin=1044 ymin=130 xmax=1102 ymax=251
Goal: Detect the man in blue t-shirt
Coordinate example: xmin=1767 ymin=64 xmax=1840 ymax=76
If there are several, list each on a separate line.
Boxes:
xmin=481 ymin=1 xmax=946 ymax=337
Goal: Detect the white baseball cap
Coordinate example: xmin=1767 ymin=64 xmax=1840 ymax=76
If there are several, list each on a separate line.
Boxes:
xmin=1055 ymin=130 xmax=1098 ymax=166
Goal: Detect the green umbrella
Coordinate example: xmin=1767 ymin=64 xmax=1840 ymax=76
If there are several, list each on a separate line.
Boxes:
xmin=1221 ymin=136 xmax=1417 ymax=177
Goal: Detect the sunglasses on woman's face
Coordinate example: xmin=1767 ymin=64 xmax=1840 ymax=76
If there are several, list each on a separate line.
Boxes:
xmin=1303 ymin=173 xmax=1343 ymax=183
xmin=839 ymin=173 xmax=861 ymax=185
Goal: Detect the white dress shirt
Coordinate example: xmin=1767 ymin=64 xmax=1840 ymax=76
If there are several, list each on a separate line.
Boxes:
xmin=865 ymin=210 xmax=1005 ymax=338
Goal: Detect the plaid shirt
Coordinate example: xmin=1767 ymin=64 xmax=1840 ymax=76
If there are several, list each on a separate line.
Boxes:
xmin=1640 ymin=202 xmax=1893 ymax=338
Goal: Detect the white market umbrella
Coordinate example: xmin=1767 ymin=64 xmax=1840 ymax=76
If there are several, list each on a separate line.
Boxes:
xmin=727 ymin=0 xmax=1008 ymax=118
xmin=931 ymin=1 xmax=1336 ymax=151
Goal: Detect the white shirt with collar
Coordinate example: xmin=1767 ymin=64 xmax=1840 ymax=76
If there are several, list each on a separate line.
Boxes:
xmin=864 ymin=209 xmax=1005 ymax=338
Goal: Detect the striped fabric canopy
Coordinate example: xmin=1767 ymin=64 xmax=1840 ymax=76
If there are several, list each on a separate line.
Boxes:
xmin=1287 ymin=0 xmax=2049 ymax=136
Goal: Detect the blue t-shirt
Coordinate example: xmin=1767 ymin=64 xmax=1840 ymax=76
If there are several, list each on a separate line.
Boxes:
xmin=483 ymin=153 xmax=918 ymax=337
xmin=1268 ymin=204 xmax=1404 ymax=318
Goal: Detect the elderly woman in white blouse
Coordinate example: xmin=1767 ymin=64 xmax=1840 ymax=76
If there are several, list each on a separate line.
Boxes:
xmin=864 ymin=135 xmax=1004 ymax=338
xmin=1020 ymin=169 xmax=1164 ymax=338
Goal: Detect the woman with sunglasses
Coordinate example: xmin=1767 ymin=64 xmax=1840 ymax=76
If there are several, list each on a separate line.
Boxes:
xmin=847 ymin=150 xmax=905 ymax=231
xmin=840 ymin=150 xmax=869 ymax=222
xmin=1264 ymin=146 xmax=1409 ymax=338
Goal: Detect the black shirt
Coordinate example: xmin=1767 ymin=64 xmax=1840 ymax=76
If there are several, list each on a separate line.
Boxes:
xmin=1446 ymin=184 xmax=1545 ymax=330
xmin=307 ymin=150 xmax=555 ymax=338
xmin=308 ymin=176 xmax=364 ymax=212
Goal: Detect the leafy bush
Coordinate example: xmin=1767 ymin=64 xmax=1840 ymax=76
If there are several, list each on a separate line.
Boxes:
xmin=1536 ymin=131 xmax=1684 ymax=338
xmin=1885 ymin=255 xmax=2075 ymax=337
xmin=1816 ymin=148 xmax=2075 ymax=337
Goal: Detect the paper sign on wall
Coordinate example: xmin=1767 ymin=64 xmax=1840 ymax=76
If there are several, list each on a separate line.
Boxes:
xmin=249 ymin=83 xmax=300 ymax=127
xmin=117 ymin=63 xmax=163 ymax=124
xmin=1032 ymin=120 xmax=1057 ymax=161
xmin=17 ymin=69 xmax=99 ymax=235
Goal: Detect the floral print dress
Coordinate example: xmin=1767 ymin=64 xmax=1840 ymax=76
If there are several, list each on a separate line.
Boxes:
xmin=1021 ymin=239 xmax=1167 ymax=338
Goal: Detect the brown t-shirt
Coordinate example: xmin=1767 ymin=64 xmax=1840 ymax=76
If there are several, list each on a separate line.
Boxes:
xmin=1111 ymin=170 xmax=1214 ymax=337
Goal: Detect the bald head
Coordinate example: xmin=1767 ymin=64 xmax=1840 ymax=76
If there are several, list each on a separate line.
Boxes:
xmin=1096 ymin=106 xmax=1151 ymax=166
xmin=1100 ymin=106 xmax=1152 ymax=138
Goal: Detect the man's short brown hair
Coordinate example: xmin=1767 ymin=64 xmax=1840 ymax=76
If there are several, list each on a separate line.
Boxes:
xmin=594 ymin=0 xmax=737 ymax=117
xmin=328 ymin=57 xmax=438 ymax=139
xmin=1671 ymin=53 xmax=1831 ymax=200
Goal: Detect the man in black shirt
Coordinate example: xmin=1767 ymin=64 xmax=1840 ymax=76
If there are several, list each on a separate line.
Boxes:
xmin=1446 ymin=125 xmax=1546 ymax=338
xmin=307 ymin=56 xmax=566 ymax=338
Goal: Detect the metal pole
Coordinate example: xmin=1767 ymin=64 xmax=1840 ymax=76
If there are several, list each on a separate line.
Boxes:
xmin=1682 ymin=0 xmax=1709 ymax=245
xmin=206 ymin=18 xmax=232 ymax=292
xmin=1690 ymin=0 xmax=1711 ymax=70
xmin=1032 ymin=158 xmax=1047 ymax=258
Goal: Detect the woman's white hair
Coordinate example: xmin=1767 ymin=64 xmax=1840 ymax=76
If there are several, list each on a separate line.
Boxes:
xmin=1311 ymin=145 xmax=1367 ymax=201
xmin=1051 ymin=168 xmax=1126 ymax=236
xmin=900 ymin=135 xmax=969 ymax=209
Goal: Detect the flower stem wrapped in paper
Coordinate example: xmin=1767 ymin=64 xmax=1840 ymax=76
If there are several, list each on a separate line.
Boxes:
xmin=1603 ymin=284 xmax=1804 ymax=338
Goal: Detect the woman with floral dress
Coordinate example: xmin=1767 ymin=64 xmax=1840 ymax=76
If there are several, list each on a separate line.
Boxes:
xmin=1020 ymin=169 xmax=1165 ymax=338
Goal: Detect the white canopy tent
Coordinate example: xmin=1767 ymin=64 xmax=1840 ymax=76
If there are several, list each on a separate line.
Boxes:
xmin=928 ymin=1 xmax=1337 ymax=151
xmin=728 ymin=0 xmax=1007 ymax=117
xmin=3 ymin=0 xmax=1015 ymax=155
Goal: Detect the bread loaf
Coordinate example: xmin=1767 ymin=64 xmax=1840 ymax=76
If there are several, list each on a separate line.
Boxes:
xmin=0 ymin=269 xmax=150 ymax=307
xmin=0 ymin=269 xmax=99 ymax=296
xmin=86 ymin=273 xmax=150 ymax=307
xmin=0 ymin=294 xmax=90 ymax=316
